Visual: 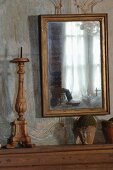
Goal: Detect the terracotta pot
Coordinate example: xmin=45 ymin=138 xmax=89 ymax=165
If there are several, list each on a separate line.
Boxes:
xmin=74 ymin=126 xmax=96 ymax=144
xmin=102 ymin=121 xmax=113 ymax=143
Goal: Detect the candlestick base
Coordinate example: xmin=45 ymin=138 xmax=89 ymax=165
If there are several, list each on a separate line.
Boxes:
xmin=6 ymin=120 xmax=35 ymax=149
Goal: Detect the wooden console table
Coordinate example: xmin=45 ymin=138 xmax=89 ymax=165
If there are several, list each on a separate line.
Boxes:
xmin=0 ymin=144 xmax=113 ymax=170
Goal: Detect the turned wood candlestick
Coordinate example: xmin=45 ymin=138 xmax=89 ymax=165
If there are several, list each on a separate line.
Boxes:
xmin=6 ymin=49 xmax=35 ymax=148
xmin=12 ymin=57 xmax=29 ymax=121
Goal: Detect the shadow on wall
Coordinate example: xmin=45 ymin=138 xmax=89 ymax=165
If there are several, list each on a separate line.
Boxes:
xmin=0 ymin=47 xmax=13 ymax=144
xmin=28 ymin=16 xmax=42 ymax=118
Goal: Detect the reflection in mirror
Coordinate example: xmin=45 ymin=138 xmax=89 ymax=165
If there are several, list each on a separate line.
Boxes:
xmin=40 ymin=14 xmax=109 ymax=117
xmin=48 ymin=21 xmax=102 ymax=110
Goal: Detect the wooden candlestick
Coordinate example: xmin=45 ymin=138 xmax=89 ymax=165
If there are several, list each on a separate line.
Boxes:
xmin=12 ymin=57 xmax=29 ymax=121
xmin=6 ymin=56 xmax=35 ymax=148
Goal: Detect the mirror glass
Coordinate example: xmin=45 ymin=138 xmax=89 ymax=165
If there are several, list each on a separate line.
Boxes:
xmin=40 ymin=14 xmax=109 ymax=117
xmin=48 ymin=21 xmax=102 ymax=109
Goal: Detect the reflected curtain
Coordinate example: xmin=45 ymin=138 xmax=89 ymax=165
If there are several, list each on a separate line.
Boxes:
xmin=62 ymin=22 xmax=101 ymax=101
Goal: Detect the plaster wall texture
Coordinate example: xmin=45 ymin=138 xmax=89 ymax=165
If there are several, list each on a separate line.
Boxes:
xmin=0 ymin=0 xmax=113 ymax=145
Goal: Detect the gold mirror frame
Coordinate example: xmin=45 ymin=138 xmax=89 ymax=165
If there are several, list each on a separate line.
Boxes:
xmin=40 ymin=13 xmax=109 ymax=117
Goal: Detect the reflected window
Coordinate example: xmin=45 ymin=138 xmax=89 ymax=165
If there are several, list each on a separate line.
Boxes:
xmin=62 ymin=21 xmax=101 ymax=106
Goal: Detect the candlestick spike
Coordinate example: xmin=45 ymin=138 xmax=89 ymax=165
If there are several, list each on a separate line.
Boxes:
xmin=20 ymin=47 xmax=22 ymax=58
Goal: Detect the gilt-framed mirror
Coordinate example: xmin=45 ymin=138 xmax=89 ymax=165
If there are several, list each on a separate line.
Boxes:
xmin=40 ymin=13 xmax=109 ymax=117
